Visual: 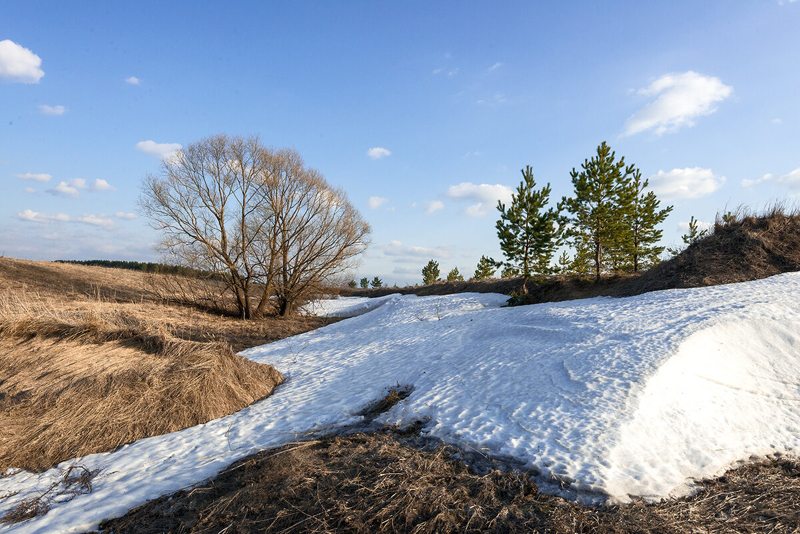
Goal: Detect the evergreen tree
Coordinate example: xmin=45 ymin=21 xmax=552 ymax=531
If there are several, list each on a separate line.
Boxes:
xmin=667 ymin=216 xmax=708 ymax=256
xmin=348 ymin=279 xmax=357 ymax=288
xmin=556 ymin=250 xmax=572 ymax=274
xmin=446 ymin=267 xmax=464 ymax=281
xmin=617 ymin=169 xmax=673 ymax=272
xmin=370 ymin=276 xmax=383 ymax=288
xmin=501 ymin=265 xmax=518 ymax=278
xmin=421 ymin=259 xmax=440 ymax=285
xmin=496 ymin=166 xmax=564 ymax=285
xmin=473 ymin=255 xmax=497 ymax=280
xmin=359 ymin=277 xmax=369 ymax=288
xmin=561 ymin=142 xmax=636 ymax=282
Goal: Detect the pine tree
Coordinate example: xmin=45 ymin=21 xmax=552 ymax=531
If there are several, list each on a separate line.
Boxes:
xmin=501 ymin=265 xmax=518 ymax=278
xmin=359 ymin=277 xmax=369 ymax=288
xmin=496 ymin=166 xmax=564 ymax=285
xmin=561 ymin=142 xmax=636 ymax=282
xmin=617 ymin=169 xmax=673 ymax=272
xmin=446 ymin=267 xmax=464 ymax=281
xmin=348 ymin=279 xmax=357 ymax=288
xmin=370 ymin=276 xmax=383 ymax=288
xmin=473 ymin=255 xmax=497 ymax=280
xmin=667 ymin=216 xmax=708 ymax=256
xmin=421 ymin=259 xmax=440 ymax=285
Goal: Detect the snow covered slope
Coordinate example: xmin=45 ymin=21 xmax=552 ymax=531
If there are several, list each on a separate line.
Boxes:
xmin=3 ymin=274 xmax=800 ymax=532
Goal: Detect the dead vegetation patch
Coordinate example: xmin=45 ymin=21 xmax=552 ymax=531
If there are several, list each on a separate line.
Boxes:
xmin=0 ymin=259 xmax=339 ymax=474
xmin=95 ymin=431 xmax=800 ymax=534
xmin=0 ymin=298 xmax=284 ymax=472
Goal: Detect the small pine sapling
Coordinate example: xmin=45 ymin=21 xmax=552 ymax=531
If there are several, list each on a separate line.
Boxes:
xmin=359 ymin=277 xmax=369 ymax=288
xmin=473 ymin=255 xmax=497 ymax=280
xmin=446 ymin=267 xmax=464 ymax=282
xmin=370 ymin=276 xmax=383 ymax=288
xmin=422 ymin=259 xmax=440 ymax=285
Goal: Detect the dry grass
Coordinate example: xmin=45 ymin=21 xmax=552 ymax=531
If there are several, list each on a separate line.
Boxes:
xmin=0 ymin=258 xmax=337 ymax=474
xmin=96 ymin=430 xmax=800 ymax=534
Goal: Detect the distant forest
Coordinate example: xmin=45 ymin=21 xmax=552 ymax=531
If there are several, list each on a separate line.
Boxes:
xmin=56 ymin=260 xmax=210 ymax=278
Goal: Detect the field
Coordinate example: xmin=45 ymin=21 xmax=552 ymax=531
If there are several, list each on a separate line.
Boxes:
xmin=3 ymin=210 xmax=800 ymax=532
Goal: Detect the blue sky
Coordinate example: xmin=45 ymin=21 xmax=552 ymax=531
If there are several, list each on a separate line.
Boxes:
xmin=2 ymin=1 xmax=799 ymax=285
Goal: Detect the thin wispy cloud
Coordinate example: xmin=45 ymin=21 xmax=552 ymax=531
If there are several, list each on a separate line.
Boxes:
xmin=624 ymin=71 xmax=732 ymax=136
xmin=445 ymin=182 xmax=513 ymax=217
xmin=745 ymin=167 xmax=800 ymax=190
xmin=14 ymin=209 xmax=70 ymax=223
xmin=368 ymin=196 xmax=389 ymax=209
xmin=488 ymin=62 xmax=504 ymax=72
xmin=40 ymin=104 xmax=67 ymax=116
xmin=0 ymin=40 xmax=44 ymax=83
xmin=47 ymin=178 xmax=116 ymax=198
xmin=136 ymin=140 xmax=183 ymax=160
xmin=377 ymin=240 xmax=451 ymax=260
xmin=14 ymin=172 xmax=51 ymax=182
xmin=76 ymin=214 xmax=114 ymax=229
xmin=114 ymin=212 xmax=139 ymax=220
xmin=125 ymin=76 xmax=141 ymax=85
xmin=424 ymin=200 xmax=444 ymax=214
xmin=366 ymin=147 xmax=391 ymax=160
xmin=647 ymin=167 xmax=726 ymax=200
xmin=24 ymin=187 xmax=38 ymax=194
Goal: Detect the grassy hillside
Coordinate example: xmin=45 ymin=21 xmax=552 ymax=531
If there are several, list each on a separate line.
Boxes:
xmin=0 ymin=257 xmax=335 ymax=472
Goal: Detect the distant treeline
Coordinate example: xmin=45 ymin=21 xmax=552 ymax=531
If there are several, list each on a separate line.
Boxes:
xmin=56 ymin=260 xmax=212 ymax=278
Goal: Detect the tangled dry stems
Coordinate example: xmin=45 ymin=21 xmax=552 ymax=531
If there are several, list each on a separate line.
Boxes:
xmin=0 ymin=292 xmax=284 ymax=473
xmin=96 ymin=431 xmax=800 ymax=533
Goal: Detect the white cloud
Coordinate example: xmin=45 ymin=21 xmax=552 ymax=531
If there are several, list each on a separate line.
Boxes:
xmin=424 ymin=200 xmax=444 ymax=214
xmin=366 ymin=147 xmax=392 ymax=160
xmin=377 ymin=240 xmax=451 ymax=260
xmin=647 ymin=167 xmax=726 ymax=200
xmin=368 ymin=196 xmax=389 ymax=209
xmin=0 ymin=40 xmax=44 ymax=83
xmin=24 ymin=187 xmax=38 ymax=194
xmin=39 ymin=104 xmax=66 ymax=116
xmin=447 ymin=68 xmax=459 ymax=77
xmin=76 ymin=214 xmax=114 ymax=229
xmin=772 ymin=118 xmax=782 ymax=124
xmin=624 ymin=71 xmax=733 ymax=136
xmin=475 ymin=93 xmax=507 ymax=106
xmin=742 ymin=173 xmax=774 ymax=187
xmin=46 ymin=178 xmax=114 ymax=197
xmin=14 ymin=209 xmax=70 ymax=223
xmin=136 ymin=140 xmax=183 ymax=160
xmin=114 ymin=212 xmax=139 ymax=220
xmin=49 ymin=180 xmax=81 ymax=198
xmin=445 ymin=182 xmax=513 ymax=217
xmin=89 ymin=178 xmax=116 ymax=191
xmin=14 ymin=172 xmax=51 ymax=182
xmin=779 ymin=167 xmax=800 ymax=188
xmin=125 ymin=76 xmax=141 ymax=85
xmin=392 ymin=266 xmax=420 ymax=275
xmin=432 ymin=68 xmax=442 ymax=75
xmin=741 ymin=168 xmax=800 ymax=190
xmin=678 ymin=219 xmax=713 ymax=232
xmin=488 ymin=62 xmax=504 ymax=72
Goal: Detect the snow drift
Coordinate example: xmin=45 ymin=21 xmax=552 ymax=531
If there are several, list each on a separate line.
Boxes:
xmin=3 ymin=274 xmax=800 ymax=532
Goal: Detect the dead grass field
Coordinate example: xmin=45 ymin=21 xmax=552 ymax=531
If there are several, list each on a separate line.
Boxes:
xmin=0 ymin=258 xmax=336 ymax=472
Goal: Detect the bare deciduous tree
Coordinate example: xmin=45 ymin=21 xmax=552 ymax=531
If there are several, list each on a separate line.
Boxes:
xmin=139 ymin=134 xmax=371 ymax=318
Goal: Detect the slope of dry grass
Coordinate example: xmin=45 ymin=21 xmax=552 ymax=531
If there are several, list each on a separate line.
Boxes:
xmin=0 ymin=258 xmax=336 ymax=473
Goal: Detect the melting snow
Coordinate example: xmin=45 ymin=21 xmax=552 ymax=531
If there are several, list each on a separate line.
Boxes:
xmin=3 ymin=274 xmax=800 ymax=532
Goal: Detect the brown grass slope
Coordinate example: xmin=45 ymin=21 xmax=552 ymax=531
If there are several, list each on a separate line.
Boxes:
xmin=0 ymin=258 xmax=334 ymax=473
xmin=615 ymin=208 xmax=800 ymax=297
